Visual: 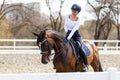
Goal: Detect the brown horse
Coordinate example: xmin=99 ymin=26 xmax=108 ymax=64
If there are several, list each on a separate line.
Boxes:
xmin=33 ymin=29 xmax=103 ymax=72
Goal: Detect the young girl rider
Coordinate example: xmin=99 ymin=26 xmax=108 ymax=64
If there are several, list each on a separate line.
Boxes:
xmin=64 ymin=4 xmax=88 ymax=71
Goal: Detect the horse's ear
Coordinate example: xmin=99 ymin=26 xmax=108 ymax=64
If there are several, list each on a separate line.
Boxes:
xmin=43 ymin=29 xmax=46 ymax=35
xmin=32 ymin=32 xmax=39 ymax=37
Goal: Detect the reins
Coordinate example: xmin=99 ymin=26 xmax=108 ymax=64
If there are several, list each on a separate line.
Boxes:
xmin=50 ymin=46 xmax=65 ymax=61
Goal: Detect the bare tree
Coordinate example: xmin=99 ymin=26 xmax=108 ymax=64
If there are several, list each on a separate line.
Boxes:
xmin=0 ymin=0 xmax=24 ymax=20
xmin=87 ymin=0 xmax=119 ymax=45
xmin=7 ymin=3 xmax=47 ymax=38
xmin=111 ymin=0 xmax=120 ymax=45
xmin=45 ymin=0 xmax=65 ymax=32
xmin=0 ymin=1 xmax=50 ymax=38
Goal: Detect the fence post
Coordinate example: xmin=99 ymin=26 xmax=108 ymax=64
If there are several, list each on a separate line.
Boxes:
xmin=14 ymin=39 xmax=16 ymax=50
xmin=104 ymin=44 xmax=107 ymax=51
xmin=116 ymin=40 xmax=118 ymax=50
xmin=108 ymin=67 xmax=117 ymax=80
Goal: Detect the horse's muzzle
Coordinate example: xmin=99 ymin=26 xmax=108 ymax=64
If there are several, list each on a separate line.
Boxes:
xmin=41 ymin=59 xmax=50 ymax=64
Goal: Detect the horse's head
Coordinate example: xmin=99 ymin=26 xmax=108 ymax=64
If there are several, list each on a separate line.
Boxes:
xmin=33 ymin=29 xmax=54 ymax=64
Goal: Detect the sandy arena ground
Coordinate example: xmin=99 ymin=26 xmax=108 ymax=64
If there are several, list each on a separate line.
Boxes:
xmin=0 ymin=54 xmax=119 ymax=73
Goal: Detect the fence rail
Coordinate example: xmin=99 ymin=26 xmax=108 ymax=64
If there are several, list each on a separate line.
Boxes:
xmin=0 ymin=39 xmax=119 ymax=54
xmin=0 ymin=68 xmax=119 ymax=80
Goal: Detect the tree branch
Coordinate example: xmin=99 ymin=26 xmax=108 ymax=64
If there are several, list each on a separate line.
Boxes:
xmin=0 ymin=0 xmax=5 ymax=12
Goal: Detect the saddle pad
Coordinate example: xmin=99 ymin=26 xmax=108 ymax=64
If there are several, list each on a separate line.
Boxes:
xmin=82 ymin=43 xmax=91 ymax=57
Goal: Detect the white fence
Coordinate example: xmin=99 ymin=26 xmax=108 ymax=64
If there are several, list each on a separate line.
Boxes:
xmin=0 ymin=39 xmax=119 ymax=54
xmin=0 ymin=39 xmax=39 ymax=54
xmin=0 ymin=68 xmax=119 ymax=80
xmin=0 ymin=39 xmax=119 ymax=80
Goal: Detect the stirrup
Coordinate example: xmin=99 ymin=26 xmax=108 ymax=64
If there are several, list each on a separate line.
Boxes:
xmin=83 ymin=65 xmax=89 ymax=71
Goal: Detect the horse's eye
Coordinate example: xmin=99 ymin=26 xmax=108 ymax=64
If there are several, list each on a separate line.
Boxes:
xmin=42 ymin=42 xmax=47 ymax=48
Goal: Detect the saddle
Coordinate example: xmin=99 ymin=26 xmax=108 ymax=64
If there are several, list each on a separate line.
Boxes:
xmin=69 ymin=39 xmax=91 ymax=60
xmin=69 ymin=39 xmax=79 ymax=59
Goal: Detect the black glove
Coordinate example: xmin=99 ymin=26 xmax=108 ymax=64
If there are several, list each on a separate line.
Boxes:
xmin=64 ymin=38 xmax=68 ymax=45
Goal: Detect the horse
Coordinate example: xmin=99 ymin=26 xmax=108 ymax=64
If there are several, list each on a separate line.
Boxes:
xmin=33 ymin=29 xmax=103 ymax=72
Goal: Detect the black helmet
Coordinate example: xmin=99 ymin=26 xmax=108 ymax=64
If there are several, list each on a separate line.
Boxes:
xmin=71 ymin=4 xmax=81 ymax=12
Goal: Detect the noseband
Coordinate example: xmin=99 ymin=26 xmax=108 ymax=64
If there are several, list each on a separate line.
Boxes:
xmin=38 ymin=36 xmax=52 ymax=55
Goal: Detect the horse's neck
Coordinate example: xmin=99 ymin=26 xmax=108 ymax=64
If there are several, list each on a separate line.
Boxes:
xmin=54 ymin=42 xmax=63 ymax=52
xmin=50 ymin=33 xmax=66 ymax=55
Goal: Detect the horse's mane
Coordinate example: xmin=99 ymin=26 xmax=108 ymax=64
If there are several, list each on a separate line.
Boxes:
xmin=46 ymin=30 xmax=65 ymax=42
xmin=36 ymin=29 xmax=65 ymax=45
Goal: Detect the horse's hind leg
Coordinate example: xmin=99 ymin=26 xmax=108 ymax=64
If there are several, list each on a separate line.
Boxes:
xmin=91 ymin=58 xmax=103 ymax=72
xmin=90 ymin=51 xmax=103 ymax=72
xmin=98 ymin=61 xmax=103 ymax=72
xmin=90 ymin=44 xmax=103 ymax=72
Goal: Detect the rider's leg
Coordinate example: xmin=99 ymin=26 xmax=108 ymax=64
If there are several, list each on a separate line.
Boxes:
xmin=72 ymin=31 xmax=88 ymax=71
xmin=76 ymin=38 xmax=88 ymax=71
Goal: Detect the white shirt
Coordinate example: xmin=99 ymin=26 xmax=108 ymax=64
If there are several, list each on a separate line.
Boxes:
xmin=64 ymin=15 xmax=81 ymax=40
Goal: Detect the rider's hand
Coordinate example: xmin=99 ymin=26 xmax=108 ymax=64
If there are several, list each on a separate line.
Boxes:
xmin=64 ymin=38 xmax=68 ymax=45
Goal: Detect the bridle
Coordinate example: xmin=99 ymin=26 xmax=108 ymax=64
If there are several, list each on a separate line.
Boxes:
xmin=38 ymin=36 xmax=52 ymax=55
xmin=38 ymin=35 xmax=65 ymax=58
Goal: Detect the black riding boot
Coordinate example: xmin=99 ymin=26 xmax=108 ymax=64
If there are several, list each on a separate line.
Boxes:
xmin=79 ymin=47 xmax=88 ymax=71
xmin=76 ymin=41 xmax=88 ymax=71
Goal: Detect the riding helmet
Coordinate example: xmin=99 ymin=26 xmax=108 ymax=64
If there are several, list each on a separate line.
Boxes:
xmin=71 ymin=4 xmax=81 ymax=12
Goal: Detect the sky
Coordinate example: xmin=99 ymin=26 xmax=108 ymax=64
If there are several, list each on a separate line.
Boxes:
xmin=0 ymin=0 xmax=96 ymax=25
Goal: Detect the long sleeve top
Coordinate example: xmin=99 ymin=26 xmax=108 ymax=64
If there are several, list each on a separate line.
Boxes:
xmin=64 ymin=15 xmax=81 ymax=40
